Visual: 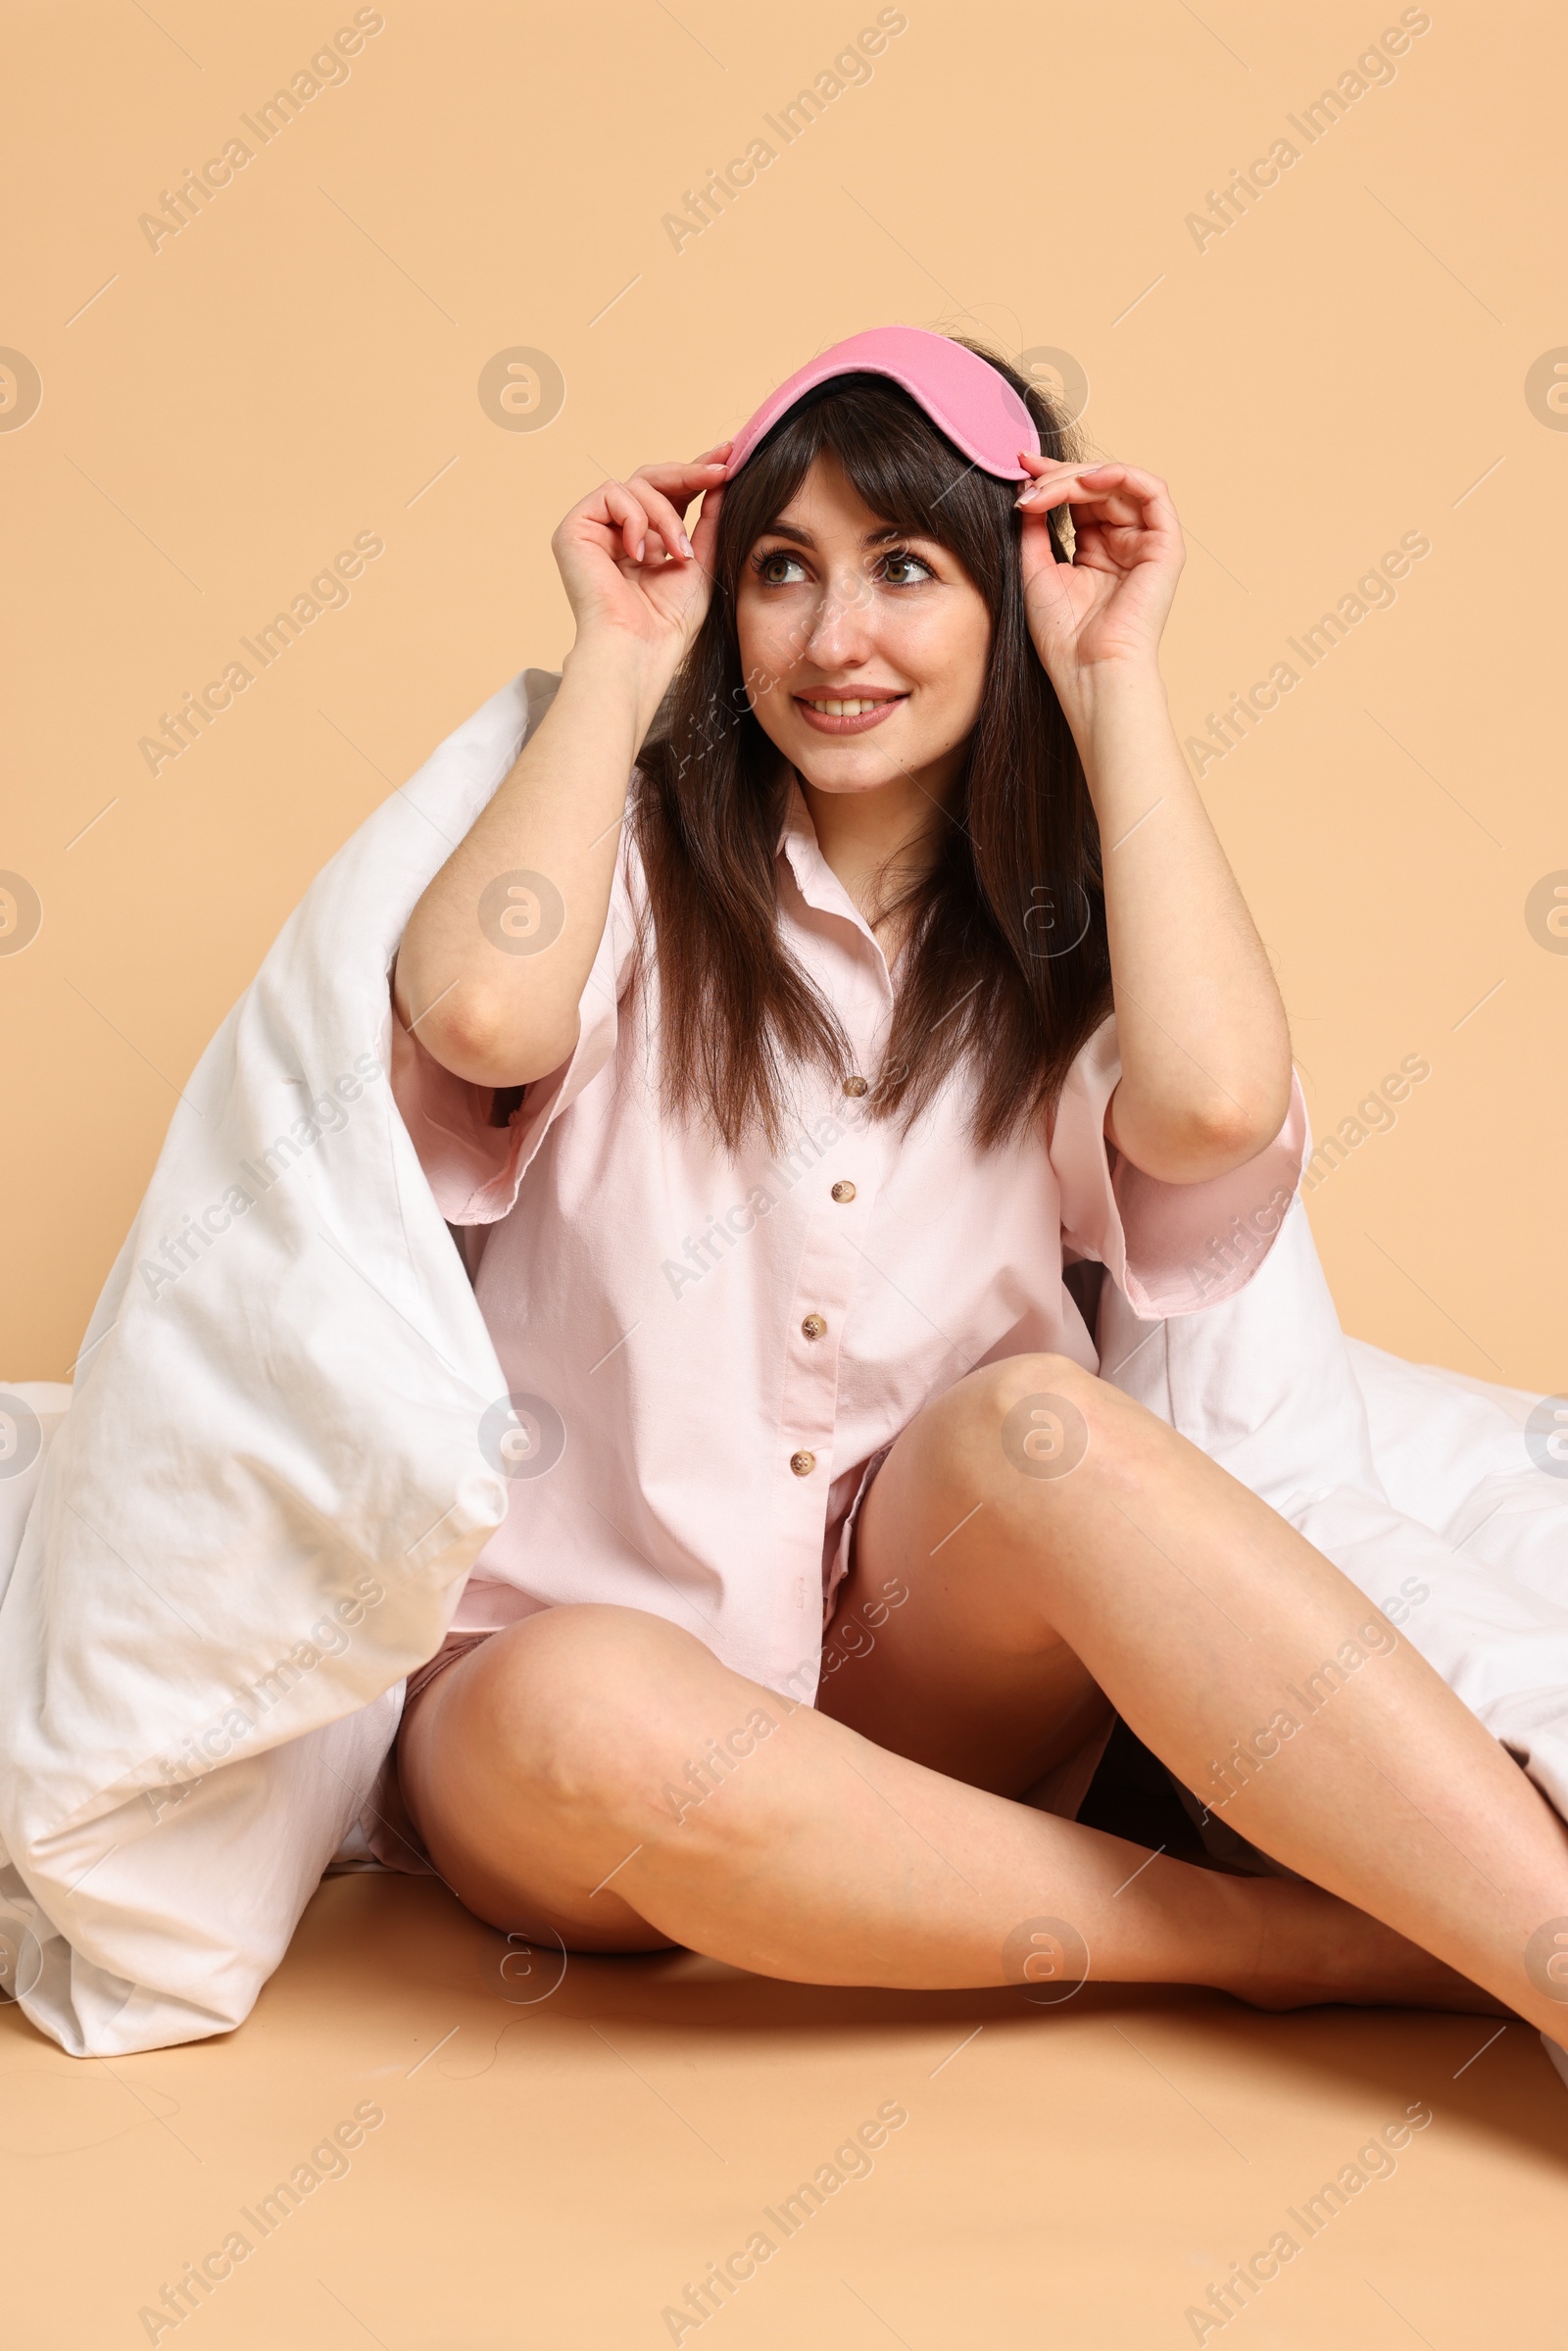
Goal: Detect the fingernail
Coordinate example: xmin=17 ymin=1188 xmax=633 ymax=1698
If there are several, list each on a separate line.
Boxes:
xmin=636 ymin=538 xmax=646 ymax=562
xmin=680 ymin=533 xmax=694 ymax=558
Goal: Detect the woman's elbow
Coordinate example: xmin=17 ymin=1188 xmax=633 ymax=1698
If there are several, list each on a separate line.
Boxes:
xmin=1115 ymin=1078 xmax=1292 ymax=1185
xmin=1166 ymin=1081 xmax=1293 ymax=1183
xmin=397 ymin=970 xmax=578 ymax=1089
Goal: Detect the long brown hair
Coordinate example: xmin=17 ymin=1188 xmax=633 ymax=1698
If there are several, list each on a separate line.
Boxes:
xmin=628 ymin=336 xmax=1111 ymax=1157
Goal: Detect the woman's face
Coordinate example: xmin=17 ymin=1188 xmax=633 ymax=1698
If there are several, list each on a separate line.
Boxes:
xmin=733 ymin=453 xmax=993 ymax=805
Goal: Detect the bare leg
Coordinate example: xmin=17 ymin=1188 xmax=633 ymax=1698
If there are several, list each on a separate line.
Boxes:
xmin=398 ymin=1602 xmax=1498 ymax=2018
xmin=398 ymin=1600 xmax=1307 ymax=1991
xmin=396 ymin=1354 xmax=1568 ymax=2041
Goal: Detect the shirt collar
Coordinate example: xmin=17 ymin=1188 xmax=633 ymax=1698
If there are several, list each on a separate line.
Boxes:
xmin=774 ymin=772 xmax=893 ymax=986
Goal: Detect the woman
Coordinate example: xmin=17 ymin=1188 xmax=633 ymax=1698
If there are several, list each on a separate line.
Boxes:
xmin=387 ymin=325 xmax=1568 ymax=2039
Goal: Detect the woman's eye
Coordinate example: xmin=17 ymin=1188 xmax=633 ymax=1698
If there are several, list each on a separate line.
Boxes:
xmin=754 ymin=550 xmax=808 ymax=586
xmin=877 ymin=549 xmax=935 ymax=586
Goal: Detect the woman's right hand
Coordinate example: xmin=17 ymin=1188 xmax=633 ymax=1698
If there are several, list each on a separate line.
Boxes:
xmin=551 ymin=443 xmax=732 ymax=683
xmin=394 ymin=445 xmax=732 ymax=1090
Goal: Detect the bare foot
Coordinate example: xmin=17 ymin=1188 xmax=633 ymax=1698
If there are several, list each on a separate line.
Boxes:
xmin=1222 ymin=1882 xmax=1512 ymax=2018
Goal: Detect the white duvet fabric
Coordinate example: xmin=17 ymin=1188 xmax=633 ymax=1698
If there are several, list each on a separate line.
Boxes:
xmin=2 ymin=669 xmax=1564 ymax=2057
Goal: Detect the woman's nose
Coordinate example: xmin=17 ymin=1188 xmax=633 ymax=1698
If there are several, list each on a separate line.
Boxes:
xmin=802 ymin=567 xmax=876 ymax=665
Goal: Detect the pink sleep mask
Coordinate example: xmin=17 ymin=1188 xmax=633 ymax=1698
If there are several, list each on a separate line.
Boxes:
xmin=721 ymin=325 xmax=1040 ymax=483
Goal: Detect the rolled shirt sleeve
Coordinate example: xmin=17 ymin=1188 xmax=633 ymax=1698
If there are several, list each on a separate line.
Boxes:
xmin=1050 ymin=1012 xmax=1310 ymax=1320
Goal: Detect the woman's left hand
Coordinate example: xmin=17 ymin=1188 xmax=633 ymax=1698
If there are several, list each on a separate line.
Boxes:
xmin=1014 ymin=454 xmax=1185 ymax=702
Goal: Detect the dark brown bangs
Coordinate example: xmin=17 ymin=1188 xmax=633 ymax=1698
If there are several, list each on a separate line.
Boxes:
xmin=628 ymin=342 xmax=1111 ymax=1162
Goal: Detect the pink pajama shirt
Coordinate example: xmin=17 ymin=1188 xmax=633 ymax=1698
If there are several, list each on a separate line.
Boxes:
xmin=390 ymin=773 xmax=1309 ymax=1710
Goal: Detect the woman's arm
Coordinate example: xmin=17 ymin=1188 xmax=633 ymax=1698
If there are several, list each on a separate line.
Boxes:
xmin=1016 ymin=457 xmax=1293 ymax=1185
xmin=392 ymin=446 xmax=730 ymax=1089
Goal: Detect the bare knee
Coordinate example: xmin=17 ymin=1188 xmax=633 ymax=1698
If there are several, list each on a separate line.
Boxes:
xmin=455 ymin=1604 xmax=726 ymax=1822
xmin=950 ymin=1348 xmax=1097 ymax=1448
xmin=939 ymin=1350 xmax=1162 ymax=1493
xmin=973 ymin=1350 xmax=1097 ymax=1411
xmin=445 ymin=1606 xmax=809 ymax=1872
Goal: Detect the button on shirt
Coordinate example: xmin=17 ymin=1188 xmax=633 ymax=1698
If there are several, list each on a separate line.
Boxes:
xmin=391 ymin=774 xmax=1309 ymax=1702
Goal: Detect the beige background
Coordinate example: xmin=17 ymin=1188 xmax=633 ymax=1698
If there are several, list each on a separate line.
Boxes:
xmin=5 ymin=9 xmax=1568 ymax=2344
xmin=6 ymin=1873 xmax=1568 ymax=2351
xmin=4 ymin=0 xmax=1566 ymax=1393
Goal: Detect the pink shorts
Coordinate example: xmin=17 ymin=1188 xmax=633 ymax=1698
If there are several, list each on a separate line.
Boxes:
xmin=402 ymin=1627 xmax=496 ymax=1713
xmin=365 ymin=1631 xmax=509 ymax=1876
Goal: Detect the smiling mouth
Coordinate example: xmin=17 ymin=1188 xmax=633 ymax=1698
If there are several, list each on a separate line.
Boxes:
xmin=794 ymin=692 xmax=906 ymax=734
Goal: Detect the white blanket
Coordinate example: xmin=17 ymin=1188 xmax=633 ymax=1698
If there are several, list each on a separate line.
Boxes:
xmin=2 ymin=670 xmax=1564 ymax=2057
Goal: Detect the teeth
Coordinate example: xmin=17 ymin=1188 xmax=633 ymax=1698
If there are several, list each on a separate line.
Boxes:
xmin=806 ymin=698 xmax=886 ymax=715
